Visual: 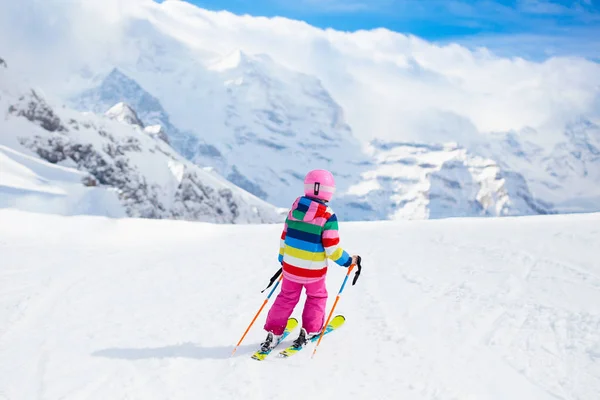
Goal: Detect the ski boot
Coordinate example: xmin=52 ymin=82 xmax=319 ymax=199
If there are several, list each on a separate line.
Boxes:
xmin=260 ymin=332 xmax=282 ymax=352
xmin=291 ymin=328 xmax=320 ymax=349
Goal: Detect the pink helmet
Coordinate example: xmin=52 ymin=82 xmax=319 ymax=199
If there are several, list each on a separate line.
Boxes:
xmin=304 ymin=169 xmax=335 ymax=202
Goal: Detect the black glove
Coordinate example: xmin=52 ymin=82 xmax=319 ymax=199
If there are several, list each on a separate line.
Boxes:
xmin=352 ymin=255 xmax=362 ymax=285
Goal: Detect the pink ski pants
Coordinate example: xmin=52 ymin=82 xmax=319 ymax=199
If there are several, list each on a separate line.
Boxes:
xmin=264 ymin=277 xmax=328 ymax=335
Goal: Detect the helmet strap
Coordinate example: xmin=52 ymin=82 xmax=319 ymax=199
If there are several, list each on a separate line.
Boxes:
xmin=313 ymin=182 xmax=320 ymax=196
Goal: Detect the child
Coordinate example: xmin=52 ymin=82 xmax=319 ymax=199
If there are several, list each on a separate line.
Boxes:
xmin=261 ymin=169 xmax=360 ymax=351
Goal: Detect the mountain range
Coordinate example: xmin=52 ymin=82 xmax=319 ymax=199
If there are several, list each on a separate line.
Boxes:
xmin=0 ymin=58 xmax=283 ymax=224
xmin=1 ymin=0 xmax=599 ymax=221
xmin=68 ymin=50 xmax=600 ymax=221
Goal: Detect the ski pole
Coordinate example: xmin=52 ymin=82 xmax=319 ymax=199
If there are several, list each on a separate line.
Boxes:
xmin=231 ymin=274 xmax=283 ymax=357
xmin=312 ymin=256 xmax=362 ymax=359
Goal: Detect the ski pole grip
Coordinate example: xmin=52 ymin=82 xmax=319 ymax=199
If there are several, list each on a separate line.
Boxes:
xmin=352 ymin=255 xmax=362 ymax=285
xmin=261 ymin=267 xmax=283 ymax=293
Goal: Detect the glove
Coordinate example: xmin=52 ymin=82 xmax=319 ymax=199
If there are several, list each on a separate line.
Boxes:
xmin=351 ymin=255 xmax=362 ymax=285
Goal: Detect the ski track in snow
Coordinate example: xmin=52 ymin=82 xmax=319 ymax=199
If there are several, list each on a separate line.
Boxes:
xmin=0 ymin=210 xmax=599 ymax=399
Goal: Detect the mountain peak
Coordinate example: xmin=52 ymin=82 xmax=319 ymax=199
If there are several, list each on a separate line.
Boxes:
xmin=71 ymin=68 xmax=173 ymax=132
xmin=101 ymin=68 xmax=146 ymax=94
xmin=105 ymin=102 xmax=144 ymax=128
xmin=105 ymin=67 xmax=130 ymax=82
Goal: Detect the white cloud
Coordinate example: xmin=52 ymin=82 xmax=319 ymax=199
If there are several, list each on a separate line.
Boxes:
xmin=0 ymin=0 xmax=143 ymax=88
xmin=1 ymin=0 xmax=599 ymax=147
xmin=452 ymin=30 xmax=600 ymax=62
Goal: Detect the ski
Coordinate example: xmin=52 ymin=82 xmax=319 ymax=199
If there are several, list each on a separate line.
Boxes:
xmin=278 ymin=315 xmax=345 ymax=358
xmin=250 ymin=317 xmax=298 ymax=361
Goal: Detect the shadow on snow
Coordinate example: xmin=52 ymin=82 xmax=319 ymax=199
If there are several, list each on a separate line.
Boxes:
xmin=92 ymin=342 xmax=260 ymax=360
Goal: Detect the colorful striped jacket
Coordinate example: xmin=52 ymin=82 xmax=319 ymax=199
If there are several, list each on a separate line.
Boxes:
xmin=278 ymin=196 xmax=352 ymax=283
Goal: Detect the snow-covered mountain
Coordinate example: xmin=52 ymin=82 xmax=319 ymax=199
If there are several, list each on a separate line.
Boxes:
xmin=104 ymin=101 xmax=144 ymax=128
xmin=0 ymin=59 xmax=282 ymax=223
xmin=191 ymin=50 xmax=368 ymax=206
xmin=2 ymin=0 xmax=599 ymax=221
xmin=337 ymin=140 xmax=552 ymax=221
xmin=72 ymin=68 xmax=176 ymax=142
xmin=70 ymin=51 xmax=368 ymax=212
xmin=104 ymin=102 xmax=170 ymax=144
xmin=476 ymin=121 xmax=600 ymax=214
xmin=67 ymin=50 xmax=599 ymax=221
xmin=346 ymin=120 xmax=600 ymax=221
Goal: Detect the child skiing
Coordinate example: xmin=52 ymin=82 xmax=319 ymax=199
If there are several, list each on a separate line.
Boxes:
xmin=260 ymin=169 xmax=360 ymax=352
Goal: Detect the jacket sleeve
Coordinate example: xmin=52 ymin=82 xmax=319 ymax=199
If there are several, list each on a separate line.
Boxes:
xmin=278 ymin=219 xmax=288 ymax=264
xmin=322 ymin=213 xmax=352 ymax=267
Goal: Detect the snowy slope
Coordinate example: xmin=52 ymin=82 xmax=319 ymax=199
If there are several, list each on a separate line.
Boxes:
xmin=0 ymin=59 xmax=282 ymax=223
xmin=1 ymin=209 xmax=599 ymax=399
xmin=0 ymin=144 xmax=125 ymax=217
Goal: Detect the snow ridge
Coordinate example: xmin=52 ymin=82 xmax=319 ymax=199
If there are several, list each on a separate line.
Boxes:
xmin=105 ymin=102 xmax=145 ymax=128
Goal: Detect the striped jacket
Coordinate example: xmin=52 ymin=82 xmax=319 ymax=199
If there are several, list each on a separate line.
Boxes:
xmin=278 ymin=196 xmax=352 ymax=283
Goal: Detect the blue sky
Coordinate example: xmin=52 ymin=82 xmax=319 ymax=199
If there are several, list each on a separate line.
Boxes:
xmin=157 ymin=0 xmax=600 ymax=60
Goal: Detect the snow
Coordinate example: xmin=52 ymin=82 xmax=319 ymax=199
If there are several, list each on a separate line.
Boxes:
xmin=0 ymin=145 xmax=125 ymax=217
xmin=207 ymin=49 xmax=245 ymax=72
xmin=1 ymin=209 xmax=599 ymax=399
xmin=105 ymin=102 xmax=144 ymax=128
